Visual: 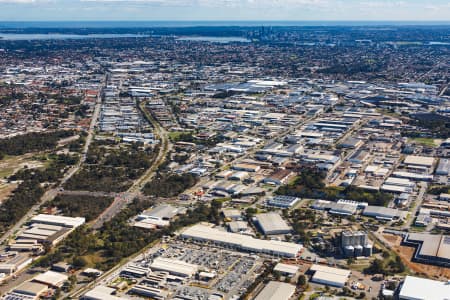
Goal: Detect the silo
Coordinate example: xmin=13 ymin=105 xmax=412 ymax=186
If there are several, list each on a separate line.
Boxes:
xmin=355 ymin=245 xmax=363 ymax=257
xmin=363 ymin=244 xmax=373 ymax=257
xmin=344 ymin=245 xmax=354 ymax=258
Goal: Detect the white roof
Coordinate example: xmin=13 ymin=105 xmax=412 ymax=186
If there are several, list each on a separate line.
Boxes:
xmin=33 ymin=271 xmax=68 ymax=287
xmin=150 ymin=257 xmax=198 ymax=277
xmin=310 ymin=265 xmax=350 ymax=287
xmin=255 ymin=213 xmax=291 ymax=234
xmin=404 ymin=155 xmax=435 ymax=167
xmin=399 ymin=276 xmax=450 ymax=300
xmin=31 ymin=214 xmax=85 ymax=228
xmin=273 ymin=263 xmax=299 ymax=275
xmin=254 ymin=281 xmax=296 ymax=300
xmin=84 ymin=286 xmax=122 ymax=300
xmin=182 ymin=224 xmax=302 ymax=257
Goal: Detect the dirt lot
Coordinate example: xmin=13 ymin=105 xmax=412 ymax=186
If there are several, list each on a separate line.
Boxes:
xmin=383 ymin=234 xmax=450 ymax=280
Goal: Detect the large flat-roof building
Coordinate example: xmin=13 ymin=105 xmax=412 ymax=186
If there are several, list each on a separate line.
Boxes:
xmin=309 ymin=265 xmax=351 ymax=288
xmin=399 ymin=276 xmax=450 ymax=300
xmin=150 ymin=257 xmax=198 ymax=278
xmin=181 ymin=223 xmax=302 ymax=258
xmin=29 ymin=214 xmax=85 ymax=228
xmin=254 ymin=281 xmax=296 ymax=300
xmin=403 ymin=233 xmax=450 ymax=267
xmin=254 ymin=213 xmax=291 ymax=235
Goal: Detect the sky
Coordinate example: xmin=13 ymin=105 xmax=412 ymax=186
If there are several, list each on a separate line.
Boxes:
xmin=0 ymin=0 xmax=449 ymax=22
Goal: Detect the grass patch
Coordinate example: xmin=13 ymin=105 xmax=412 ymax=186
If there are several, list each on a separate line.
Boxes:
xmin=408 ymin=137 xmax=436 ymax=147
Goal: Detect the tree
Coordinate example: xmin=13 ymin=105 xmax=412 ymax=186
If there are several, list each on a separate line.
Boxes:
xmin=297 ymin=274 xmax=307 ymax=287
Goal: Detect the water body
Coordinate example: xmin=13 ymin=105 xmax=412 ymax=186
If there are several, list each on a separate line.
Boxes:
xmin=0 ymin=33 xmax=149 ymax=40
xmin=176 ymin=36 xmax=250 ymax=43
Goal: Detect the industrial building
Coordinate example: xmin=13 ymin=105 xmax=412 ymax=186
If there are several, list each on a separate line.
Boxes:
xmin=273 ymin=263 xmax=299 ymax=277
xmin=134 ymin=205 xmax=181 ymax=229
xmin=32 ymin=270 xmax=68 ymax=288
xmin=150 ymin=257 xmax=198 ymax=278
xmin=5 ymin=281 xmax=48 ymax=300
xmin=341 ymin=231 xmax=373 ymax=257
xmin=403 ymin=233 xmax=450 ymax=267
xmin=254 ymin=281 xmax=296 ymax=300
xmin=29 ymin=214 xmax=85 ymax=228
xmin=266 ymin=195 xmax=300 ymax=208
xmin=309 ymin=265 xmax=351 ymax=288
xmin=399 ymin=276 xmax=450 ymax=300
xmin=253 ymin=213 xmax=291 ymax=235
xmin=82 ymin=286 xmax=122 ymax=300
xmin=362 ymin=206 xmax=405 ymax=221
xmin=181 ymin=224 xmax=302 ymax=258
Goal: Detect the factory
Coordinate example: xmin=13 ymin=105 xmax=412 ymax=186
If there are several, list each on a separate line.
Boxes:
xmin=362 ymin=206 xmax=406 ymax=221
xmin=266 ymin=195 xmax=300 ymax=209
xmin=82 ymin=286 xmax=122 ymax=300
xmin=181 ymin=224 xmax=302 ymax=258
xmin=309 ymin=264 xmax=351 ymax=288
xmin=341 ymin=231 xmax=373 ymax=258
xmin=134 ymin=205 xmax=182 ymax=229
xmin=403 ymin=155 xmax=435 ymax=173
xmin=254 ymin=281 xmax=296 ymax=300
xmin=150 ymin=257 xmax=198 ymax=278
xmin=253 ymin=213 xmax=292 ymax=235
xmin=9 ymin=214 xmax=85 ymax=251
xmin=399 ymin=276 xmax=450 ymax=300
xmin=403 ymin=233 xmax=450 ymax=267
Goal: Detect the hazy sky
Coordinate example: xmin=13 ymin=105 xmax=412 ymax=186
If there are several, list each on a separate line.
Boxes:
xmin=0 ymin=0 xmax=449 ymax=21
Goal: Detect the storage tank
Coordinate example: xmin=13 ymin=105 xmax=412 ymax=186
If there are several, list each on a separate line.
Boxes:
xmin=364 ymin=244 xmax=373 ymax=257
xmin=355 ymin=245 xmax=363 ymax=257
xmin=344 ymin=245 xmax=354 ymax=258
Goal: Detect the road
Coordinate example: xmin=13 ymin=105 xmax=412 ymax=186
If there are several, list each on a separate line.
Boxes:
xmin=0 ymin=82 xmax=104 ymax=245
xmin=402 ymin=182 xmax=428 ymax=230
xmin=90 ymin=99 xmax=171 ymax=229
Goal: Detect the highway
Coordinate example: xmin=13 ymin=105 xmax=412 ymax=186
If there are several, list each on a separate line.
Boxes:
xmin=90 ymin=99 xmax=171 ymax=229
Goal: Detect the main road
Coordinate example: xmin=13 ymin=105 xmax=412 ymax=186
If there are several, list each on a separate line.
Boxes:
xmin=90 ymin=99 xmax=171 ymax=229
xmin=0 ymin=81 xmax=104 ymax=245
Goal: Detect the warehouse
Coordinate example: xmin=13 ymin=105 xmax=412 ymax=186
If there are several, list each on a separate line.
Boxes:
xmin=399 ymin=276 xmax=450 ymax=300
xmin=29 ymin=214 xmax=85 ymax=228
xmin=435 ymin=159 xmax=450 ymax=175
xmin=7 ymin=281 xmax=48 ymax=300
xmin=129 ymin=285 xmax=168 ymax=300
xmin=309 ymin=265 xmax=351 ymax=287
xmin=254 ymin=281 xmax=296 ymax=300
xmin=266 ymin=195 xmax=300 ymax=208
xmin=82 ymin=286 xmax=122 ymax=300
xmin=363 ymin=206 xmax=405 ymax=221
xmin=150 ymin=257 xmax=198 ymax=278
xmin=254 ymin=213 xmax=291 ymax=235
xmin=273 ymin=263 xmax=299 ymax=277
xmin=181 ymin=224 xmax=302 ymax=258
xmin=32 ymin=271 xmax=68 ymax=288
xmin=404 ymin=155 xmax=435 ymax=168
xmin=403 ymin=233 xmax=450 ymax=267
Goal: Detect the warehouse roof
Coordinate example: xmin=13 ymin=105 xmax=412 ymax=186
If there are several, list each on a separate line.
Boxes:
xmin=406 ymin=233 xmax=450 ymax=261
xmin=141 ymin=205 xmax=180 ymax=220
xmin=399 ymin=276 xmax=450 ymax=300
xmin=310 ymin=265 xmax=351 ymax=287
xmin=254 ymin=281 xmax=296 ymax=300
xmin=30 ymin=214 xmax=85 ymax=228
xmin=254 ymin=213 xmax=291 ymax=234
xmin=404 ymin=155 xmax=435 ymax=167
xmin=150 ymin=257 xmax=198 ymax=277
xmin=273 ymin=263 xmax=299 ymax=275
xmin=181 ymin=224 xmax=302 ymax=257
xmin=83 ymin=286 xmax=122 ymax=300
xmin=12 ymin=281 xmax=48 ymax=297
xmin=33 ymin=270 xmax=68 ymax=287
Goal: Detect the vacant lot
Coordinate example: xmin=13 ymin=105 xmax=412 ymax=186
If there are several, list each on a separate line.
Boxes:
xmin=383 ymin=233 xmax=450 ymax=280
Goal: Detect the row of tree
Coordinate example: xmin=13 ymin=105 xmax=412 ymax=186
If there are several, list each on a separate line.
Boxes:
xmin=0 ymin=130 xmax=75 ymax=157
xmin=276 ymin=168 xmax=392 ymax=206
